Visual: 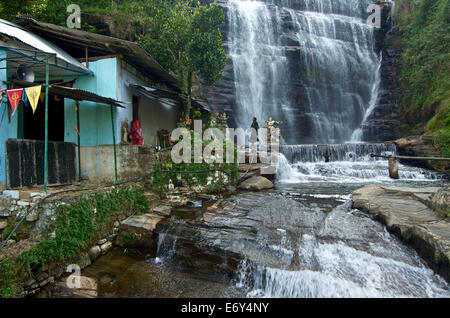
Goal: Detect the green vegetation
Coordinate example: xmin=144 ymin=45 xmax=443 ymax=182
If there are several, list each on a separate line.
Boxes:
xmin=0 ymin=0 xmax=227 ymax=118
xmin=394 ymin=0 xmax=450 ymax=157
xmin=150 ymin=126 xmax=239 ymax=197
xmin=0 ymin=186 xmax=148 ymax=298
xmin=0 ymin=258 xmax=15 ymax=298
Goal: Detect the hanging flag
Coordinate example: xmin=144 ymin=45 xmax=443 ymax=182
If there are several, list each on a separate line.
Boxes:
xmin=40 ymin=92 xmax=45 ymax=103
xmin=21 ymin=89 xmax=28 ymax=105
xmin=7 ymin=88 xmax=24 ymax=115
xmin=25 ymin=85 xmax=42 ymax=114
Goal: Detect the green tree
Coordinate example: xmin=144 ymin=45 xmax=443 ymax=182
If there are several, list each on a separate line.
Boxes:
xmin=139 ymin=0 xmax=226 ymax=118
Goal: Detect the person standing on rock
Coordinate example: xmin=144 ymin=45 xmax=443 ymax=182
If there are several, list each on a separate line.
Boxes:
xmin=250 ymin=117 xmax=259 ymax=143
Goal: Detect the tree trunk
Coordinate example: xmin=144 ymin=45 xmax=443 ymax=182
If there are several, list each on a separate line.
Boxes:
xmin=186 ymin=70 xmax=194 ymax=119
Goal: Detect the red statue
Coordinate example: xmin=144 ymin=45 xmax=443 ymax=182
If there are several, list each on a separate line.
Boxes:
xmin=129 ymin=119 xmax=144 ymax=145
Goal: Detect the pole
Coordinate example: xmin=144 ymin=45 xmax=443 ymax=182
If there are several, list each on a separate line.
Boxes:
xmin=44 ymin=53 xmax=49 ymax=193
xmin=110 ymin=104 xmax=118 ymax=182
xmin=76 ymin=100 xmax=81 ymax=182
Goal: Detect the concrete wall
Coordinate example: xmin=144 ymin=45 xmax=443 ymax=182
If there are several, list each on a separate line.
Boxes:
xmin=116 ymin=59 xmax=180 ymax=147
xmin=64 ymin=58 xmax=118 ymax=147
xmin=80 ymin=145 xmax=155 ymax=183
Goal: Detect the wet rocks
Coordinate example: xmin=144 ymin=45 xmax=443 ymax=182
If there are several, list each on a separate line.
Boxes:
xmin=352 ymin=184 xmax=450 ymax=282
xmin=100 ymin=242 xmax=113 ymax=255
xmin=52 ymin=276 xmax=98 ymax=298
xmin=115 ymin=214 xmax=165 ymax=250
xmin=152 ymin=205 xmax=172 ymax=217
xmin=89 ymin=246 xmax=102 ymax=261
xmin=238 ymin=176 xmax=274 ymax=191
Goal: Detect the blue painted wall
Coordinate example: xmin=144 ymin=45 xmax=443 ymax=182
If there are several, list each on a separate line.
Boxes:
xmin=0 ymin=49 xmax=7 ymax=187
xmin=64 ymin=58 xmax=118 ymax=146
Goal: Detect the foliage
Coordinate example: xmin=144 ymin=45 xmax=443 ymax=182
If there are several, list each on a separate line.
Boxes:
xmin=0 ymin=186 xmax=148 ymax=297
xmin=0 ymin=258 xmax=15 ymax=298
xmin=394 ymin=0 xmax=450 ymax=156
xmin=150 ymin=130 xmax=238 ymax=197
xmin=1 ymin=0 xmax=227 ymax=118
xmin=139 ymin=0 xmax=226 ymax=116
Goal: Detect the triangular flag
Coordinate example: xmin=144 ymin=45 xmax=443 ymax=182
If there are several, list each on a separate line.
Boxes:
xmin=21 ymin=89 xmax=28 ymax=105
xmin=40 ymin=92 xmax=45 ymax=103
xmin=7 ymin=88 xmax=23 ymax=115
xmin=25 ymin=85 xmax=42 ymax=114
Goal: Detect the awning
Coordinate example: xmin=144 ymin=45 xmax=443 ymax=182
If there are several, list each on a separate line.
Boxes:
xmin=131 ymin=84 xmax=211 ymax=113
xmin=10 ymin=79 xmax=125 ymax=107
xmin=0 ymin=19 xmax=91 ymax=77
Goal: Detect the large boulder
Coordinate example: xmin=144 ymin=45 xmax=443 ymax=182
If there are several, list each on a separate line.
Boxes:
xmin=238 ymin=176 xmax=274 ymax=191
xmin=352 ymin=184 xmax=450 ymax=282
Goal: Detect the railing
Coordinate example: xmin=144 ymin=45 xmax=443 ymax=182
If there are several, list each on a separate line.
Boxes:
xmin=371 ymin=154 xmax=450 ymax=179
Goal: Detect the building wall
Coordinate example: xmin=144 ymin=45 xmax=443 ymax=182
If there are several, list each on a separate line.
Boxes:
xmin=140 ymin=96 xmax=180 ymax=147
xmin=80 ymin=144 xmax=155 ymax=183
xmin=64 ymin=58 xmax=118 ymax=147
xmin=116 ymin=59 xmax=180 ymax=147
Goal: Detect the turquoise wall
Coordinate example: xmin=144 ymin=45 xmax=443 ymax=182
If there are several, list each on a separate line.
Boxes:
xmin=0 ymin=49 xmax=7 ymax=187
xmin=64 ymin=58 xmax=117 ymax=146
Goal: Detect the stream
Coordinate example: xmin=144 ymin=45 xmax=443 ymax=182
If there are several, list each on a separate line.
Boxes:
xmin=44 ymin=145 xmax=449 ymax=298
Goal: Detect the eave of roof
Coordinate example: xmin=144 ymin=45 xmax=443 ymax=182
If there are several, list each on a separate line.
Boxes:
xmin=12 ymin=17 xmax=180 ymax=92
xmin=10 ymin=79 xmax=125 ymax=107
xmin=131 ymin=84 xmax=211 ymax=113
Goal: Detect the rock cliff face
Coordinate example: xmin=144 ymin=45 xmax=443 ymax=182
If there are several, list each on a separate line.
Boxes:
xmin=360 ymin=1 xmax=405 ymax=142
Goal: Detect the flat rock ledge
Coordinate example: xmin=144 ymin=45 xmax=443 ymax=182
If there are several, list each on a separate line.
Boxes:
xmin=352 ymin=184 xmax=450 ymax=282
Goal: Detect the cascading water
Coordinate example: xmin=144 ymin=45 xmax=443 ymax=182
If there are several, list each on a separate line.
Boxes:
xmin=277 ymin=143 xmax=443 ymax=183
xmin=228 ymin=0 xmax=382 ymax=143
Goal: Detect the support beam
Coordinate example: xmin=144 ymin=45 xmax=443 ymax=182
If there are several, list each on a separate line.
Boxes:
xmin=389 ymin=157 xmax=399 ymax=179
xmin=44 ymin=53 xmax=49 ymax=193
xmin=110 ymin=104 xmax=118 ymax=182
xmin=76 ymin=100 xmax=81 ymax=182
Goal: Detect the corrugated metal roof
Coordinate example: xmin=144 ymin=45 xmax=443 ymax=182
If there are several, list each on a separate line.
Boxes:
xmin=0 ymin=19 xmax=90 ymax=74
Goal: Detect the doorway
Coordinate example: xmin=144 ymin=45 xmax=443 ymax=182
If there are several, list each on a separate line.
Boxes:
xmin=23 ymin=93 xmax=65 ymax=142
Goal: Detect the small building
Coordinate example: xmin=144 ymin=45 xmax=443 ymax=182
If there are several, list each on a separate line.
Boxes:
xmin=0 ymin=18 xmax=209 ymax=189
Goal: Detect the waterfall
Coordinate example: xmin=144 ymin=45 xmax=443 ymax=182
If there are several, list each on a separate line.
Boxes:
xmin=227 ymin=0 xmax=381 ymax=143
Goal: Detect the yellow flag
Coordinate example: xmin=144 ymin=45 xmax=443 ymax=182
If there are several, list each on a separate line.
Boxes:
xmin=25 ymin=85 xmax=42 ymax=114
